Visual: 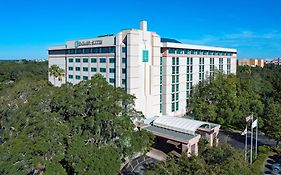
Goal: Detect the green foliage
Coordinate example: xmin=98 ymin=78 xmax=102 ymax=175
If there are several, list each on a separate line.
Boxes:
xmin=0 ymin=60 xmax=47 ymax=91
xmin=258 ymin=145 xmax=271 ymax=154
xmin=66 ymin=136 xmax=120 ymax=175
xmin=0 ymin=61 xmax=153 ymax=174
xmin=191 ymin=71 xmax=263 ymax=128
xmin=146 ymin=143 xmax=254 ymax=175
xmin=263 ymin=102 xmax=281 ymax=146
xmin=191 ymin=65 xmax=281 ymax=131
xmin=271 ymin=147 xmax=281 ymax=154
xmin=252 ymin=146 xmax=271 ymax=175
xmin=48 ymin=64 xmax=65 ymax=83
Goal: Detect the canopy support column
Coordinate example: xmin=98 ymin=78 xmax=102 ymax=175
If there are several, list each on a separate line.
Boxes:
xmin=209 ymin=133 xmax=214 ymax=147
xmin=194 ymin=142 xmax=198 ymax=156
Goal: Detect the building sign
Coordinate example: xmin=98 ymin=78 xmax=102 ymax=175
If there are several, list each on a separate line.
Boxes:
xmin=142 ymin=50 xmax=149 ymax=62
xmin=74 ymin=40 xmax=102 ymax=48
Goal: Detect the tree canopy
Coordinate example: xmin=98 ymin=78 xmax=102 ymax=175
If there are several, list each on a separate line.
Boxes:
xmin=190 ymin=64 xmax=281 ymax=147
xmin=190 ymin=71 xmax=263 ymax=128
xmin=0 ymin=61 xmax=153 ymax=174
xmin=146 ymin=142 xmax=255 ymax=175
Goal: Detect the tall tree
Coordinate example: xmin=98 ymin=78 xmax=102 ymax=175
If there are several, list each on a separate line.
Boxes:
xmin=48 ymin=65 xmax=65 ymax=85
xmin=190 ymin=70 xmax=264 ymax=128
xmin=146 ymin=143 xmax=254 ymax=175
xmin=263 ymin=102 xmax=281 ymax=146
xmin=0 ymin=74 xmax=154 ymax=174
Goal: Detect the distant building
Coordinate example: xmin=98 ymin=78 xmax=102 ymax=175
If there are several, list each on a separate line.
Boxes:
xmin=267 ymin=58 xmax=281 ymax=65
xmin=48 ymin=21 xmax=237 ymax=118
xmin=238 ymin=59 xmax=265 ymax=67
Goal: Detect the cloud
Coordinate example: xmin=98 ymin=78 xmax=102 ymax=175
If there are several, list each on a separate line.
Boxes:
xmin=179 ymin=30 xmax=281 ymax=58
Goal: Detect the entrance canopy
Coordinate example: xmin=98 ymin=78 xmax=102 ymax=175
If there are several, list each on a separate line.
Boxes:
xmin=144 ymin=125 xmax=198 ymax=144
xmin=152 ymin=116 xmax=218 ymax=136
xmin=141 ymin=116 xmax=221 ymax=156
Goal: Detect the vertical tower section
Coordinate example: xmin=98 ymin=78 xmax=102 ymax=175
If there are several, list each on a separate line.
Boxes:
xmin=115 ymin=21 xmax=162 ymax=118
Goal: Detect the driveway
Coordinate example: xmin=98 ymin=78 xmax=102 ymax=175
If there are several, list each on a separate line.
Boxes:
xmin=120 ymin=155 xmax=157 ymax=175
xmin=219 ymin=130 xmax=280 ymax=150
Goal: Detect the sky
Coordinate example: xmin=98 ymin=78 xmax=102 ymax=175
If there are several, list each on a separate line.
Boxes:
xmin=0 ymin=0 xmax=280 ymax=59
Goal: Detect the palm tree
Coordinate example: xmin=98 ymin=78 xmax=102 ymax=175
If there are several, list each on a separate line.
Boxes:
xmin=49 ymin=65 xmax=65 ymax=86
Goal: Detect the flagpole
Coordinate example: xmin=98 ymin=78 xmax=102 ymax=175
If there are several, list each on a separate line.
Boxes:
xmin=255 ymin=120 xmax=258 ymax=159
xmin=250 ymin=113 xmax=253 ymax=164
xmin=245 ymin=125 xmax=247 ymax=162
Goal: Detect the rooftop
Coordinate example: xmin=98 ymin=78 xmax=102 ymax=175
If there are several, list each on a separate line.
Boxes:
xmin=161 ymin=38 xmax=182 ymax=43
xmin=152 ymin=116 xmax=218 ymax=136
xmin=143 ymin=125 xmax=199 ymax=144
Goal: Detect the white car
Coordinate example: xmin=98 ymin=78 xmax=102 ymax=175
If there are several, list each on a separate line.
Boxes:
xmin=272 ymin=163 xmax=281 ymax=175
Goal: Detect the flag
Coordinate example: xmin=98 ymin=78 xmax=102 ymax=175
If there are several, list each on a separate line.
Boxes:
xmin=241 ymin=127 xmax=247 ymax=135
xmin=245 ymin=115 xmax=252 ymax=122
xmin=252 ymin=119 xmax=258 ymax=128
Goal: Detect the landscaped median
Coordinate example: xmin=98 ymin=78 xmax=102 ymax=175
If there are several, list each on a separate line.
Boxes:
xmin=251 ymin=145 xmax=271 ymax=175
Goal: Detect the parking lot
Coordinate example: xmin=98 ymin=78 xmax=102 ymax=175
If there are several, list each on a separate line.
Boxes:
xmin=264 ymin=154 xmax=281 ymax=175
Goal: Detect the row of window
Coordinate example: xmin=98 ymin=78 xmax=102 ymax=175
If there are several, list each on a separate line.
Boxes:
xmin=171 ymin=57 xmax=180 ymax=112
xmin=70 ymin=57 xmax=230 ymax=65
xmin=199 ymin=58 xmax=205 ymax=81
xmin=69 ymin=57 xmax=127 ymax=64
xmin=50 ymin=47 xmax=234 ymax=56
xmin=70 ymin=65 xmax=226 ymax=75
xmin=49 ymin=47 xmax=116 ymax=55
xmin=68 ymin=75 xmax=89 ymax=80
xmin=69 ymin=66 xmax=116 ymax=73
xmin=166 ymin=48 xmax=234 ymax=56
xmin=186 ymin=56 xmax=193 ymax=106
xmin=160 ymin=57 xmax=163 ymax=113
xmin=68 ymin=74 xmax=116 ymax=83
xmin=69 ymin=57 xmax=116 ymax=63
xmin=170 ymin=57 xmax=231 ymax=65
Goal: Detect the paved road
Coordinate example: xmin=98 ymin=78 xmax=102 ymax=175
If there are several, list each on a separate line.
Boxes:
xmin=121 ymin=130 xmax=279 ymax=175
xmin=219 ymin=130 xmax=280 ymax=149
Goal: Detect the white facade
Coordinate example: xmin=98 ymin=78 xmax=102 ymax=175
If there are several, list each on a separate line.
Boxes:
xmin=48 ymin=21 xmax=237 ymax=118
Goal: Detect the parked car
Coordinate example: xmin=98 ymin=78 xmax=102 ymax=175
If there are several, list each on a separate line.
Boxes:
xmin=272 ymin=163 xmax=281 ymax=175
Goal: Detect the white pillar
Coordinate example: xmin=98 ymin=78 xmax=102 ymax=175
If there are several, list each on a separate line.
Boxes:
xmin=215 ymin=136 xmax=219 ymax=147
xmin=182 ymin=144 xmax=188 ymax=153
xmin=194 ymin=143 xmax=198 ymax=156
xmin=187 ymin=144 xmax=192 ymax=157
xmin=209 ymin=133 xmax=214 ymax=147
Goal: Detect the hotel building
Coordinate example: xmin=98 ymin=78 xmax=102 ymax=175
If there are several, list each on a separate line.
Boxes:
xmin=48 ymin=21 xmax=237 ymax=118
